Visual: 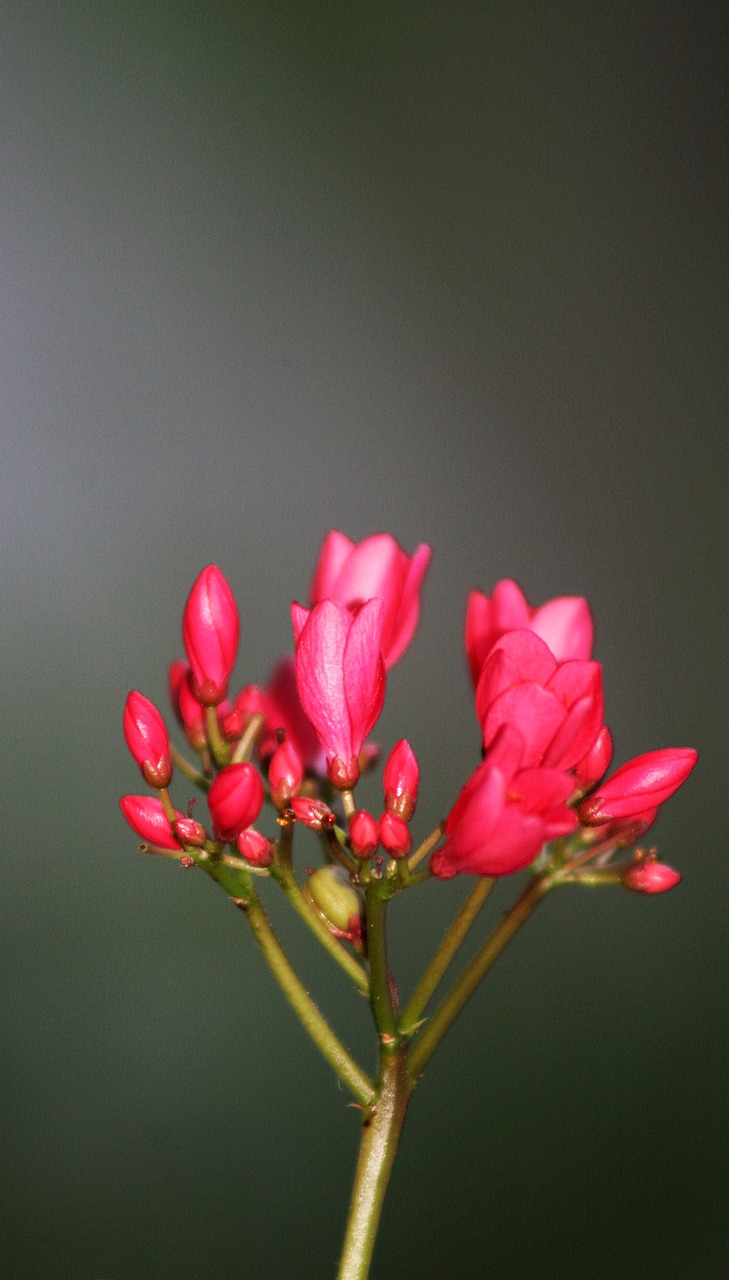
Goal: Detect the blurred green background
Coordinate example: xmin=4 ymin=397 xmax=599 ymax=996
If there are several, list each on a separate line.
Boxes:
xmin=2 ymin=3 xmax=726 ymax=1276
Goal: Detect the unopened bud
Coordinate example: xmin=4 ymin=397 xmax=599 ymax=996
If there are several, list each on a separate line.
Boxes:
xmin=383 ymin=739 xmax=419 ymax=821
xmin=174 ymin=816 xmax=208 ymax=847
xmin=236 ymin=829 xmax=273 ymax=867
xmin=349 ymin=809 xmax=379 ymax=859
xmin=623 ymin=859 xmax=681 ymax=894
xmin=378 ymin=811 xmax=411 ymax=858
xmin=307 ymin=865 xmax=363 ymax=935
xmin=290 ymin=796 xmax=336 ymax=832
xmin=268 ymin=740 xmax=304 ymax=809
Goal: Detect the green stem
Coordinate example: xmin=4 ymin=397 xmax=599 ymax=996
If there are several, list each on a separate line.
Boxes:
xmin=399 ymin=877 xmax=495 ymax=1036
xmin=364 ymin=883 xmax=399 ymax=1043
xmin=204 ymin=705 xmax=229 ymax=767
xmin=408 ymin=876 xmax=550 ymax=1083
xmin=170 ymin=744 xmax=210 ymax=789
xmin=407 ymin=821 xmax=445 ymax=872
xmin=230 ymin=711 xmax=264 ymax=764
xmin=337 ymin=1046 xmax=411 ymax=1280
xmin=194 ymin=854 xmax=375 ymax=1106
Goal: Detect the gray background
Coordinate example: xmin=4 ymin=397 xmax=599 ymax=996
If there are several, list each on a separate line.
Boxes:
xmin=2 ymin=3 xmax=726 ymax=1276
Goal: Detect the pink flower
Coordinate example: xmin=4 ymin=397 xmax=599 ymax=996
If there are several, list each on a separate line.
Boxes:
xmin=123 ymin=691 xmax=172 ymax=788
xmin=579 ymin=748 xmax=698 ymax=825
xmin=383 ymin=739 xmax=419 ymax=821
xmin=182 ymin=565 xmax=239 ymax=705
xmin=292 ymin=598 xmax=386 ymax=788
xmin=573 ymin=725 xmax=613 ymax=790
xmin=119 ymin=795 xmax=182 ymax=850
xmin=476 ymin=630 xmax=604 ymax=771
xmin=431 ymin=728 xmax=578 ymax=878
xmin=207 ymin=762 xmax=265 ymax=842
xmin=623 ymin=860 xmax=681 ymax=894
xmin=257 ymin=657 xmax=326 ymax=774
xmin=310 ymin=531 xmax=431 ymax=667
xmin=466 ymin=580 xmax=594 ymax=687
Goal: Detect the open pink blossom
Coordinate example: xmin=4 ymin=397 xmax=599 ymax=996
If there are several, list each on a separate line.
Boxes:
xmin=579 ymin=748 xmax=698 ymax=825
xmin=182 ymin=565 xmax=239 ymax=705
xmin=431 ymin=728 xmax=578 ymax=878
xmin=466 ymin=580 xmax=594 ymax=687
xmin=476 ymin=630 xmax=604 ymax=772
xmin=310 ymin=531 xmax=431 ymax=667
xmin=292 ymin=598 xmax=386 ymax=788
xmin=256 ymin=656 xmax=326 ymax=774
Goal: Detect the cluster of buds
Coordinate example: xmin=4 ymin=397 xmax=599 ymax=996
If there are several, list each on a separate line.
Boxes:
xmin=121 ymin=534 xmax=696 ymax=918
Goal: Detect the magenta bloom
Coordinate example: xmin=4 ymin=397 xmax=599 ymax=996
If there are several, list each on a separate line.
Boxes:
xmin=123 ymin=690 xmax=172 ymax=788
xmin=257 ymin=656 xmax=326 ymax=774
xmin=207 ymin=762 xmax=265 ymax=842
xmin=310 ymin=531 xmax=431 ymax=668
xmin=119 ymin=795 xmax=181 ymax=850
xmin=182 ymin=565 xmax=239 ymax=705
xmin=431 ymin=729 xmax=578 ymax=879
xmin=383 ymin=739 xmax=419 ymax=821
xmin=623 ymin=861 xmax=681 ymax=894
xmin=476 ymin=630 xmax=604 ymax=771
xmin=579 ymin=748 xmax=698 ymax=825
xmin=573 ymin=725 xmax=613 ymax=790
xmin=292 ymin=598 xmax=386 ymax=788
xmin=466 ymin=579 xmax=594 ymax=687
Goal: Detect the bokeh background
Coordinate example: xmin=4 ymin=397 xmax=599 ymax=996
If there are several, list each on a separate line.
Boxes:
xmin=2 ymin=3 xmax=727 ymax=1276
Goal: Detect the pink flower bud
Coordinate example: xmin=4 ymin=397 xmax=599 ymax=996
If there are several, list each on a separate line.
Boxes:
xmin=290 ymin=796 xmax=336 ymax=831
xmin=378 ymin=811 xmax=411 ymax=858
xmin=292 ymin=598 xmax=386 ymax=789
xmin=383 ymin=738 xmax=419 ymax=821
xmin=207 ymin=762 xmax=264 ymax=842
xmin=123 ymin=691 xmax=172 ymax=788
xmin=623 ymin=860 xmax=681 ymax=894
xmin=268 ymin=740 xmax=304 ymax=809
xmin=579 ymin=748 xmax=698 ymax=825
xmin=182 ymin=565 xmax=239 ymax=705
xmin=236 ymin=829 xmax=273 ymax=866
xmin=310 ymin=531 xmax=431 ymax=668
xmin=349 ymin=809 xmax=379 ymax=858
xmin=174 ymin=816 xmax=208 ymax=847
xmin=119 ymin=795 xmax=181 ymax=850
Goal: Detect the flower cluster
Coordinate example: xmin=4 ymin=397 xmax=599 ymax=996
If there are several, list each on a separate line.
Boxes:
xmin=121 ymin=533 xmax=696 ymax=901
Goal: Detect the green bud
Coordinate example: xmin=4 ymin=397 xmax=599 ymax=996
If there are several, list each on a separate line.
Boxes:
xmin=307 ymin=865 xmax=363 ymax=934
